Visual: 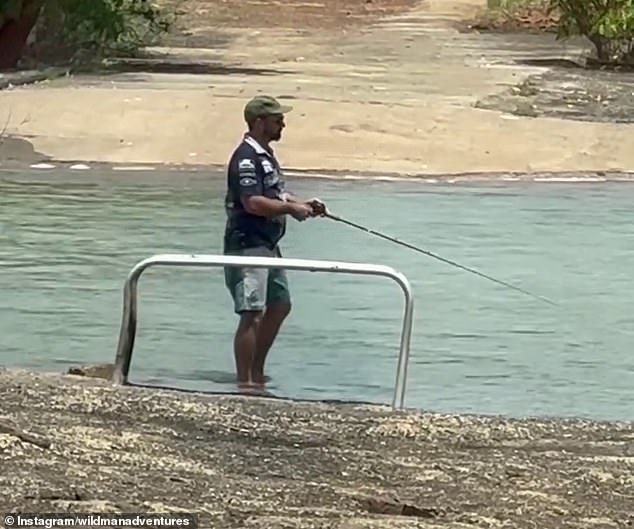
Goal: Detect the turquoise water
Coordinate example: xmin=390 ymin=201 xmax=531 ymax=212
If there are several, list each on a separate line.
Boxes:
xmin=1 ymin=169 xmax=633 ymax=421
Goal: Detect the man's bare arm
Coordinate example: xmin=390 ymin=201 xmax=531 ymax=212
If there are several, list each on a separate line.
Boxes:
xmin=242 ymin=195 xmax=293 ymax=218
xmin=280 ymin=192 xmax=301 ymax=203
xmin=242 ymin=195 xmax=313 ymax=221
xmin=281 ymin=193 xmax=326 ymax=216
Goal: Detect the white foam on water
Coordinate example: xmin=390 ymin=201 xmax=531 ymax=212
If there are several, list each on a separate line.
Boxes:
xmin=30 ymin=163 xmax=55 ymax=169
xmin=112 ymin=165 xmax=157 ymax=171
xmin=285 ymin=171 xmax=441 ymax=183
xmin=69 ymin=164 xmax=91 ymax=170
xmin=532 ymin=177 xmax=608 ymax=183
xmin=284 ymin=170 xmax=634 ymax=184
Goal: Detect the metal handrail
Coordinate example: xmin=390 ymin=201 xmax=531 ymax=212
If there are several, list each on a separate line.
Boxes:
xmin=112 ymin=254 xmax=415 ymax=409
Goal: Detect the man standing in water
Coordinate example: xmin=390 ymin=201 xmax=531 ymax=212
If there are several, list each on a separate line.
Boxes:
xmin=223 ymin=95 xmax=326 ymax=391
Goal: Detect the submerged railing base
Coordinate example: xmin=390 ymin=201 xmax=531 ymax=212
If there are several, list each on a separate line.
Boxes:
xmin=113 ymin=254 xmax=415 ymax=409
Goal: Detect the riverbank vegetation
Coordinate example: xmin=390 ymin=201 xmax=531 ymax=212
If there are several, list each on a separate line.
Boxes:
xmin=474 ymin=0 xmax=634 ymax=66
xmin=0 ymin=0 xmax=171 ymax=69
xmin=2 ymin=0 xmax=632 ymax=70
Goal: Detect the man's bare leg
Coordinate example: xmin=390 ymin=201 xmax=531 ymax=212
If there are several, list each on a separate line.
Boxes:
xmin=233 ymin=311 xmax=261 ymax=390
xmin=251 ymin=303 xmax=291 ymax=384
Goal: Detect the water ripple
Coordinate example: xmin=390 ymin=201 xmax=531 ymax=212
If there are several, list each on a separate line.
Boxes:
xmin=1 ymin=171 xmax=633 ymax=420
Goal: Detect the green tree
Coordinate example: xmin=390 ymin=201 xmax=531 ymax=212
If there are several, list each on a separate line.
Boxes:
xmin=36 ymin=0 xmax=171 ymax=62
xmin=550 ymin=0 xmax=633 ymax=65
xmin=0 ymin=0 xmax=170 ymax=69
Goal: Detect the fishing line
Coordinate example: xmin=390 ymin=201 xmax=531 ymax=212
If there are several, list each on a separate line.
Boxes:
xmin=323 ymin=210 xmax=558 ymax=307
xmin=320 ymin=209 xmax=631 ymax=368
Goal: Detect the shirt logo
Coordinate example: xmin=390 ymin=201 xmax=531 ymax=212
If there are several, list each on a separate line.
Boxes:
xmin=238 ymin=158 xmax=257 ymax=186
xmin=239 ymin=159 xmax=255 ymax=170
xmin=261 ymin=160 xmax=275 ymax=173
xmin=240 ymin=176 xmax=257 ymax=187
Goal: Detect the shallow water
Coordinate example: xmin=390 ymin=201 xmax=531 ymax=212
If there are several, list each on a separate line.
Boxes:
xmin=1 ymin=169 xmax=633 ymax=421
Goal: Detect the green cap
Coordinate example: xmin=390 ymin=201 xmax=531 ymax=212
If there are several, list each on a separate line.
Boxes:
xmin=244 ymin=95 xmax=292 ymax=123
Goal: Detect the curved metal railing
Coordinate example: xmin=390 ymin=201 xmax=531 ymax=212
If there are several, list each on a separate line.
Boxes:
xmin=112 ymin=254 xmax=415 ymax=409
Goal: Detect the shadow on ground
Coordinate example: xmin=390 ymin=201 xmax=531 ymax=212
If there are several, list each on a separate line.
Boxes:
xmin=0 ymin=136 xmax=50 ymax=165
xmin=95 ymin=57 xmax=293 ymax=76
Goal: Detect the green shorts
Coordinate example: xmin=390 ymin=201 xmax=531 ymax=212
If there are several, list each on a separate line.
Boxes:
xmin=224 ymin=246 xmax=291 ymax=314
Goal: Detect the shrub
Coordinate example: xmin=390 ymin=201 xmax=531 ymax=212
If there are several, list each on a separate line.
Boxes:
xmin=550 ymin=0 xmax=634 ymax=65
xmin=32 ymin=0 xmax=172 ymax=63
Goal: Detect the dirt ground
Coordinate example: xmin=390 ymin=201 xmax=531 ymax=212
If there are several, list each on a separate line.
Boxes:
xmin=1 ymin=368 xmax=632 ymax=528
xmin=159 ymin=0 xmax=421 ymax=31
xmin=1 ymin=0 xmax=633 ymax=176
xmin=467 ymin=1 xmax=559 ymax=33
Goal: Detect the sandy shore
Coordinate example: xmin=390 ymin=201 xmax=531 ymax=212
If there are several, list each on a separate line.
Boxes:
xmin=1 ymin=367 xmax=632 ymax=528
xmin=0 ymin=0 xmax=633 ymax=176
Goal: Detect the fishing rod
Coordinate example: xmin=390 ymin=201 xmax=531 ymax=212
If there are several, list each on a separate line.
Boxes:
xmin=322 ymin=210 xmax=558 ymax=307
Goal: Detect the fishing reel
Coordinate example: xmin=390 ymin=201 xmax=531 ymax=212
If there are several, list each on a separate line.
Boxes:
xmin=308 ymin=198 xmax=327 ymax=217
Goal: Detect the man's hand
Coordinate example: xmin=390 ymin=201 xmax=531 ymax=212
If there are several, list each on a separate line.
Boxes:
xmin=306 ymin=198 xmax=327 ymax=217
xmin=279 ymin=193 xmax=327 ymax=218
xmin=244 ymin=195 xmax=325 ymax=221
xmin=288 ymin=202 xmax=314 ymax=222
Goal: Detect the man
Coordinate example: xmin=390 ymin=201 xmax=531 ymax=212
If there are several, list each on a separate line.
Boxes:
xmin=223 ymin=95 xmax=326 ymax=392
